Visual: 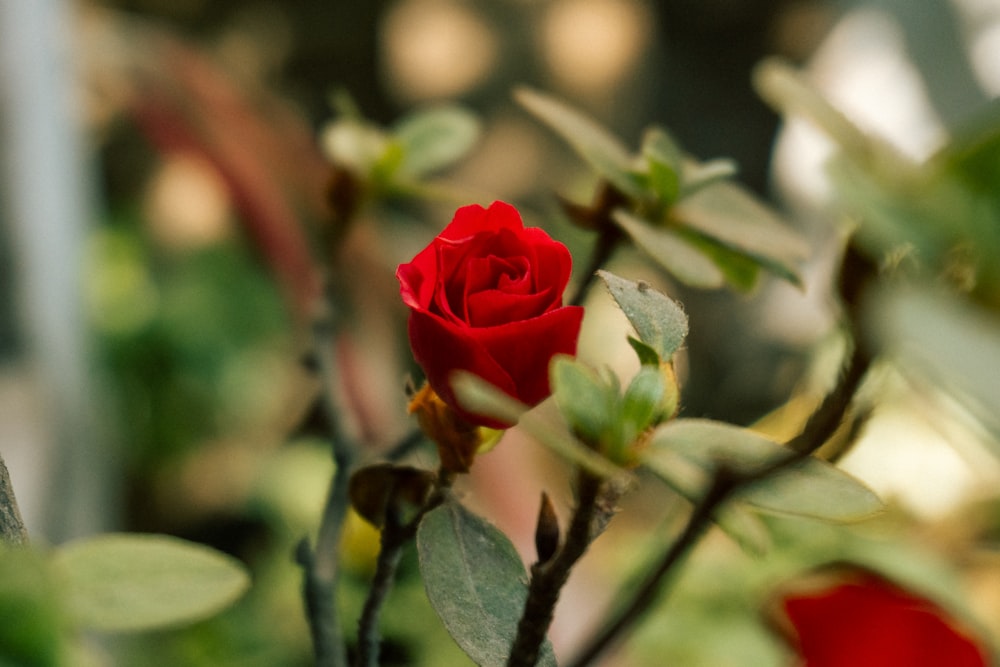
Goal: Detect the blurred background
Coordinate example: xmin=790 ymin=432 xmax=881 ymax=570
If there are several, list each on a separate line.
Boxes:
xmin=3 ymin=0 xmax=1000 ymax=665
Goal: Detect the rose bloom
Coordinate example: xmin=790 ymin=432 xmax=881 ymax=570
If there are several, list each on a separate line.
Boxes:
xmin=777 ymin=570 xmax=991 ymax=667
xmin=397 ymin=201 xmax=584 ymax=428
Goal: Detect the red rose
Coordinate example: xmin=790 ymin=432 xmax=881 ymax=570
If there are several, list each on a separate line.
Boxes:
xmin=397 ymin=201 xmax=584 ymax=428
xmin=777 ymin=570 xmax=990 ymax=667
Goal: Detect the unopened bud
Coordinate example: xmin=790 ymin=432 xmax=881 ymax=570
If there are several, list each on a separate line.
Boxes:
xmin=534 ymin=492 xmax=560 ymax=564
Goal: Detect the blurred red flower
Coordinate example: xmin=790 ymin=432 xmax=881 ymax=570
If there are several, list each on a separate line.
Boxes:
xmin=778 ymin=570 xmax=991 ymax=667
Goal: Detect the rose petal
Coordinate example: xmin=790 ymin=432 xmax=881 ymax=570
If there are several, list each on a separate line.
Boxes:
xmin=407 ymin=310 xmax=517 ymax=427
xmin=472 ymin=305 xmax=585 ymax=405
xmin=527 ymin=232 xmax=574 ymax=296
xmin=465 ymin=288 xmax=556 ymax=328
xmin=440 ymin=201 xmax=524 ymax=241
xmin=781 ymin=574 xmax=990 ymax=667
xmin=397 ymin=251 xmax=437 ymax=310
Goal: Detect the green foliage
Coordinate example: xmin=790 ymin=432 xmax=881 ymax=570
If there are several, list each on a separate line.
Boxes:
xmin=550 ymin=357 xmax=669 ymax=465
xmin=597 ymin=270 xmax=688 ymax=361
xmin=551 ymin=355 xmax=620 ymax=448
xmin=613 ymin=210 xmax=726 ymax=288
xmin=669 ymin=182 xmax=806 ymax=287
xmin=868 ymin=287 xmax=1000 ymax=449
xmin=392 ymin=106 xmax=481 ymax=180
xmin=91 ymin=225 xmax=291 ymax=472
xmin=644 ymin=419 xmax=884 ymax=523
xmin=323 ymin=99 xmax=480 ymax=199
xmin=416 ymin=499 xmax=557 ymax=667
xmin=514 ymin=86 xmax=644 ymax=201
xmin=516 ymin=87 xmax=808 ymax=291
xmin=54 ymin=533 xmax=250 ymax=633
xmin=451 ymin=371 xmax=629 ymax=480
xmin=0 ymin=548 xmax=63 ymax=667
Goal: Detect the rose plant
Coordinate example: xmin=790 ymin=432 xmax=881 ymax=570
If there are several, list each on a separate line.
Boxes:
xmin=4 ymin=58 xmax=1000 ymax=667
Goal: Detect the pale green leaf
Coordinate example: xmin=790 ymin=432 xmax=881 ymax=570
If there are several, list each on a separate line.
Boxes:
xmin=417 ymin=499 xmax=556 ymax=667
xmin=627 ymin=336 xmax=661 ymax=367
xmin=641 ymin=127 xmax=683 ymax=204
xmin=680 ymin=158 xmax=739 ymax=198
xmin=54 ymin=533 xmax=250 ymax=633
xmin=645 ymin=419 xmax=883 ymax=522
xmin=452 ymin=371 xmax=630 ymax=482
xmin=622 ymin=366 xmax=667 ymax=436
xmin=515 ymin=87 xmax=645 ymax=200
xmin=671 ymin=181 xmax=808 ymax=287
xmin=0 ymin=547 xmax=62 ymax=666
xmin=640 ymin=448 xmax=772 ymax=554
xmin=597 ymin=270 xmax=689 ymax=359
xmin=393 ymin=105 xmax=481 ymax=177
xmin=321 ymin=119 xmax=389 ymax=172
xmin=870 ymin=286 xmax=1000 ymax=453
xmin=613 ymin=209 xmax=726 ymax=289
xmin=551 ymin=356 xmax=617 ymax=447
xmin=677 ymin=230 xmax=761 ymax=292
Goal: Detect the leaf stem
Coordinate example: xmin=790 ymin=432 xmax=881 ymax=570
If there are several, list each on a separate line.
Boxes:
xmin=0 ymin=454 xmax=27 ymax=545
xmin=567 ymin=242 xmax=877 ymax=667
xmin=507 ymin=470 xmax=607 ymax=667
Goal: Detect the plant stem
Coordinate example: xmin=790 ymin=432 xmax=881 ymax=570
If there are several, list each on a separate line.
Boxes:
xmin=0 ymin=454 xmax=27 ymax=545
xmin=507 ymin=471 xmax=606 ymax=667
xmin=355 ymin=516 xmax=405 ymax=667
xmin=298 ymin=299 xmax=355 ymax=667
xmin=566 ymin=182 xmax=629 ymax=308
xmin=569 ymin=224 xmax=623 ymax=308
xmin=566 ymin=472 xmax=736 ymax=667
xmin=567 ymin=242 xmax=877 ymax=667
xmin=354 ymin=475 xmax=451 ymax=667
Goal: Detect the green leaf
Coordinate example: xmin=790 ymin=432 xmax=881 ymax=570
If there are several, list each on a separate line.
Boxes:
xmin=54 ymin=533 xmax=250 ymax=633
xmin=671 ymin=181 xmax=808 ymax=287
xmin=641 ymin=127 xmax=683 ymax=204
xmin=515 ymin=87 xmax=645 ymax=200
xmin=869 ymin=286 xmax=1000 ymax=452
xmin=321 ymin=118 xmax=389 ymax=173
xmin=715 ymin=506 xmax=773 ymax=556
xmin=627 ymin=336 xmax=661 ymax=367
xmin=597 ymin=270 xmax=689 ymax=358
xmin=645 ymin=419 xmax=884 ymax=522
xmin=0 ymin=547 xmax=63 ymax=666
xmin=393 ymin=105 xmax=481 ymax=178
xmin=452 ymin=371 xmax=630 ymax=482
xmin=551 ymin=356 xmax=618 ymax=447
xmin=417 ymin=499 xmax=557 ymax=667
xmin=622 ymin=366 xmax=666 ymax=433
xmin=613 ymin=209 xmax=726 ymax=289
xmin=679 ymin=157 xmax=739 ymax=198
xmin=677 ymin=230 xmax=761 ymax=292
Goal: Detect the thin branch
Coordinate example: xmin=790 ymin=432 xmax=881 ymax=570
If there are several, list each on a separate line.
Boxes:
xmin=0 ymin=454 xmax=27 ymax=545
xmin=565 ymin=182 xmax=629 ymax=309
xmin=507 ymin=471 xmax=607 ymax=667
xmin=568 ymin=224 xmax=623 ymax=308
xmin=354 ymin=475 xmax=450 ymax=667
xmin=355 ymin=514 xmax=405 ymax=667
xmin=298 ymin=296 xmax=356 ymax=667
xmin=567 ymin=242 xmax=878 ymax=667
